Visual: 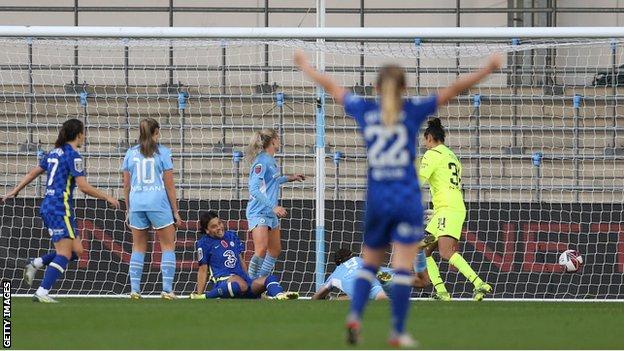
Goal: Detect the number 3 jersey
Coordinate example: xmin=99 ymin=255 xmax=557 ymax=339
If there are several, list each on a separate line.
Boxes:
xmin=121 ymin=145 xmax=173 ymax=213
xmin=38 ymin=143 xmax=86 ymax=216
xmin=195 ymin=230 xmax=247 ymax=280
xmin=343 ymin=92 xmax=437 ymax=200
xmin=418 ymin=144 xmax=466 ymax=212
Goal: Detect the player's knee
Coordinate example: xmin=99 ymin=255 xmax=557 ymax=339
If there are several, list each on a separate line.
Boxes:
xmin=439 ymin=248 xmax=455 ymax=260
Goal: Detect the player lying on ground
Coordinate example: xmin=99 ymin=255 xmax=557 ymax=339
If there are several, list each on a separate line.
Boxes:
xmin=189 ymin=210 xmax=298 ymax=300
xmin=311 ymin=248 xmax=429 ymax=300
xmin=296 ymin=50 xmax=502 ymax=347
xmin=245 ymin=128 xmax=305 ymax=280
xmin=419 ymin=118 xmax=492 ymax=301
xmin=2 ymin=118 xmax=119 ymax=303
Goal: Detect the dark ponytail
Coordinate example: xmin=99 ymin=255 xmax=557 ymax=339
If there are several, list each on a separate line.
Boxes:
xmin=54 ymin=118 xmax=84 ymax=148
xmin=424 ymin=118 xmax=446 ymax=143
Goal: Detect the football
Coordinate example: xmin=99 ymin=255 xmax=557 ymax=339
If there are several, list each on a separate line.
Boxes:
xmin=559 ymin=249 xmax=583 ymax=272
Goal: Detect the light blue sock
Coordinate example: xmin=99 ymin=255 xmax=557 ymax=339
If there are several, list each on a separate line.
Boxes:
xmin=161 ymin=250 xmax=176 ymax=293
xmin=129 ymin=252 xmax=145 ymax=293
xmin=258 ymin=254 xmax=277 ymax=277
xmin=248 ymin=255 xmax=264 ymax=279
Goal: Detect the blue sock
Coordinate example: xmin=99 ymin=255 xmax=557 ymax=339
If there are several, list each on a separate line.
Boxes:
xmin=349 ymin=265 xmax=377 ymax=321
xmin=40 ymin=255 xmax=69 ymax=290
xmin=264 ymin=275 xmax=284 ymax=297
xmin=205 ymin=281 xmax=242 ymax=298
xmin=129 ymin=252 xmax=145 ymax=293
xmin=258 ymin=254 xmax=277 ymax=277
xmin=390 ymin=270 xmax=413 ymax=334
xmin=161 ymin=250 xmax=176 ymax=293
xmin=248 ymin=255 xmax=264 ymax=279
xmin=38 ymin=251 xmax=57 ymax=267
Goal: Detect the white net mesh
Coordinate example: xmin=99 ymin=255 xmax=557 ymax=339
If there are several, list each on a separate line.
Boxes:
xmin=1 ymin=36 xmax=623 ymax=298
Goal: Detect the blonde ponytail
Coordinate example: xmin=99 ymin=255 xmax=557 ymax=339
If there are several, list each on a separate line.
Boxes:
xmin=245 ymin=128 xmax=278 ymax=163
xmin=377 ymin=64 xmax=406 ymax=127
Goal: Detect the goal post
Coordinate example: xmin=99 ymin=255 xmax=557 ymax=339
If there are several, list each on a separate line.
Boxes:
xmin=1 ymin=26 xmax=624 ymax=299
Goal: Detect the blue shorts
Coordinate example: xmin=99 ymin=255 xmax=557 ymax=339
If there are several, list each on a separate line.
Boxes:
xmin=363 ymin=193 xmax=425 ymax=249
xmin=247 ymin=215 xmax=279 ymax=231
xmin=41 ymin=212 xmax=79 ymax=243
xmin=128 ymin=211 xmax=174 ymax=230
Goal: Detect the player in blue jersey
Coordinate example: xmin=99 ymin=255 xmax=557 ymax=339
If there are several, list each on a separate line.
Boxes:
xmin=122 ymin=118 xmax=182 ymax=300
xmin=296 ymin=50 xmax=502 ymax=346
xmin=244 ymin=128 xmax=305 ymax=279
xmin=2 ymin=119 xmax=120 ymax=303
xmin=189 ymin=211 xmax=298 ymax=300
xmin=312 ymin=248 xmax=428 ymax=300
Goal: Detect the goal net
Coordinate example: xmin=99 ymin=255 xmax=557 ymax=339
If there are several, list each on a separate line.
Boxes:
xmin=1 ymin=31 xmax=622 ymax=299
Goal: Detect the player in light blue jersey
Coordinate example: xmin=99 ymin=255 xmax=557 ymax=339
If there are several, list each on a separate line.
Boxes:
xmin=312 ymin=249 xmax=428 ymax=300
xmin=244 ymin=128 xmax=305 ymax=279
xmin=312 ymin=248 xmax=387 ymax=300
xmin=296 ymin=50 xmax=502 ymax=346
xmin=122 ymin=118 xmax=182 ymax=300
xmin=3 ymin=119 xmax=119 ymax=303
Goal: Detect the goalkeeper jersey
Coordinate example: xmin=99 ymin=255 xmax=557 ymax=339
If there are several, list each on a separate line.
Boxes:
xmin=418 ymin=144 xmax=466 ymax=212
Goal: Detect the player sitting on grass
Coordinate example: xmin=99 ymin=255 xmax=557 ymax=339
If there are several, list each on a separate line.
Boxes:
xmin=190 ymin=210 xmax=298 ymax=300
xmin=419 ymin=118 xmax=492 ymax=301
xmin=312 ymin=248 xmax=429 ymax=300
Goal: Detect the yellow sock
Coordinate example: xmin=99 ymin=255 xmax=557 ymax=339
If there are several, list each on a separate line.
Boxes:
xmin=449 ymin=252 xmax=483 ymax=287
xmin=426 ymin=256 xmax=448 ymax=294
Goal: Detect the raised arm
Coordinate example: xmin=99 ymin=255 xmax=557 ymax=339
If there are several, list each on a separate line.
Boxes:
xmin=75 ymin=177 xmax=120 ymax=208
xmin=294 ymin=50 xmax=347 ymax=104
xmin=436 ymin=53 xmax=503 ymax=106
xmin=2 ymin=166 xmax=45 ymax=202
xmin=162 ymin=170 xmax=182 ymax=227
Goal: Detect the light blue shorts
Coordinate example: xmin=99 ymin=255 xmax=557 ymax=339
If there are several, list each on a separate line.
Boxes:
xmin=129 ymin=211 xmax=174 ymax=230
xmin=247 ymin=215 xmax=279 ymax=231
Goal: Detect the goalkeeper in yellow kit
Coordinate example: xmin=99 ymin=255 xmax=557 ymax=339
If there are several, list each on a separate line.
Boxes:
xmin=419 ymin=118 xmax=492 ymax=301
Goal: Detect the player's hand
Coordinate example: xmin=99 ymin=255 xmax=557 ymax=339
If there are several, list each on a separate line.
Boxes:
xmin=273 ymin=206 xmax=287 ymax=218
xmin=288 ymin=174 xmax=306 ymax=182
xmin=1 ymin=190 xmax=18 ymax=203
xmin=424 ymin=209 xmax=434 ymax=225
xmin=173 ymin=211 xmax=183 ymax=228
xmin=487 ymin=53 xmax=503 ymax=72
xmin=106 ymin=196 xmax=120 ymax=209
xmin=294 ymin=50 xmax=311 ymax=70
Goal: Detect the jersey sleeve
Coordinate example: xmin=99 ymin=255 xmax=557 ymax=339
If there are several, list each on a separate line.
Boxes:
xmin=342 ymin=92 xmax=367 ymax=128
xmin=248 ymin=158 xmax=274 ymax=209
xmin=196 ymin=240 xmax=209 ymax=266
xmin=38 ymin=153 xmax=48 ymax=171
xmin=68 ymin=150 xmax=86 ymax=178
xmin=406 ymin=95 xmax=438 ymax=125
xmin=323 ymin=271 xmax=335 ymax=289
xmin=159 ymin=146 xmax=174 ymax=171
xmin=418 ymin=150 xmax=439 ymax=185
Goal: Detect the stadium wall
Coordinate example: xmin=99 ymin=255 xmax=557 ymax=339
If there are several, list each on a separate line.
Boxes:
xmin=1 ymin=198 xmax=622 ymax=299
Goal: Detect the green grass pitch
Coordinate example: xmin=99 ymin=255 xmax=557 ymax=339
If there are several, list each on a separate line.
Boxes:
xmin=12 ymin=298 xmax=624 ymax=349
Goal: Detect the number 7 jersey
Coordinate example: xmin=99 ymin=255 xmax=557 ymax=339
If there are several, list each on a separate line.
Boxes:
xmin=418 ymin=144 xmax=466 ymax=212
